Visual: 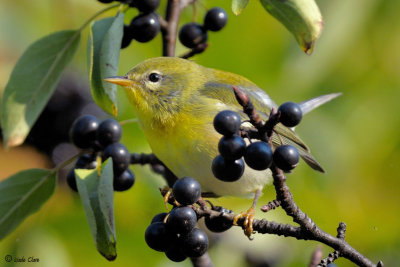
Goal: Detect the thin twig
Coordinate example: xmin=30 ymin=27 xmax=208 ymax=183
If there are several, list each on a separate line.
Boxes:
xmin=260 ymin=199 xmax=281 ymax=212
xmin=130 ymin=153 xmax=178 ymax=187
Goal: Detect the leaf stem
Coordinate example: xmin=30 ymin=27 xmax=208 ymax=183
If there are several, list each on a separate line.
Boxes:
xmin=78 ymin=3 xmax=122 ymax=33
xmin=53 ymin=153 xmax=81 ymax=173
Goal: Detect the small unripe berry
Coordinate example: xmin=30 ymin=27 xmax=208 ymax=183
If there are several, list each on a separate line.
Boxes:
xmin=212 ymin=155 xmax=244 ymax=182
xmin=278 ymin=102 xmax=302 ymax=127
xmin=273 ymin=145 xmax=300 ymax=171
xmin=204 ymin=7 xmax=228 ymax=32
xmin=179 ymin=23 xmax=207 ymax=49
xmin=172 ymin=177 xmax=201 ymax=205
xmin=244 ymin=142 xmax=273 ymax=170
xmin=213 ymin=110 xmax=241 ymax=136
xmin=218 ymin=135 xmax=246 ymax=160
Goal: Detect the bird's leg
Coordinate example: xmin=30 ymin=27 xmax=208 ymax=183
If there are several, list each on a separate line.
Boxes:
xmin=233 ymin=188 xmax=262 ymax=239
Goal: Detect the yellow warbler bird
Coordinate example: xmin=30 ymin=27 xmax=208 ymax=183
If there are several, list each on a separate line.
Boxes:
xmin=105 ymin=57 xmax=337 ymax=198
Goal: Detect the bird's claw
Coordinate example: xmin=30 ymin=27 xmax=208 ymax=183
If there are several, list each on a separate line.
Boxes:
xmin=160 ymin=186 xmax=174 ymax=211
xmin=233 ymin=207 xmax=256 ymax=240
xmin=161 ymin=186 xmax=180 ymax=210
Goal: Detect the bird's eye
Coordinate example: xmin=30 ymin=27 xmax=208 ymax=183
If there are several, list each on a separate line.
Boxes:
xmin=148 ymin=73 xmax=161 ymax=83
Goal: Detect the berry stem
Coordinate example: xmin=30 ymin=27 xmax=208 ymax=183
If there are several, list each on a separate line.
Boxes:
xmin=77 ymin=3 xmax=122 ymax=33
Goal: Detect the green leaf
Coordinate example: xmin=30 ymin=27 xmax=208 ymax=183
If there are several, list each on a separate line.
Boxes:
xmin=75 ymin=159 xmax=116 ymax=261
xmin=260 ymin=0 xmax=323 ymax=54
xmin=0 ymin=30 xmax=81 ymax=148
xmin=88 ymin=13 xmax=124 ymax=116
xmin=232 ymin=0 xmax=250 ymax=15
xmin=0 ymin=169 xmax=57 ymax=240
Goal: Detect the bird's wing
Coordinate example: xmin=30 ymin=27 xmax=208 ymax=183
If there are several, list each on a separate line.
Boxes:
xmin=199 ymin=73 xmax=325 ymax=173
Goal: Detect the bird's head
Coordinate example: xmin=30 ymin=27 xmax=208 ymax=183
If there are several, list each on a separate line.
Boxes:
xmin=105 ymin=57 xmax=206 ymax=125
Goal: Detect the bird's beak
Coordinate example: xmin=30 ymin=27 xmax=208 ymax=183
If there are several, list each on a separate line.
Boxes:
xmin=104 ymin=76 xmax=135 ymax=87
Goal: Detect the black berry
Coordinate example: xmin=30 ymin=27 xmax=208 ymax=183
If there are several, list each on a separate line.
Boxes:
xmin=204 ymin=206 xmax=233 ymax=233
xmin=204 ymin=7 xmax=228 ymax=32
xmin=131 ymin=0 xmax=160 ymax=13
xmin=66 ymin=168 xmax=78 ymax=192
xmin=151 ymin=212 xmax=168 ymax=224
xmin=179 ymin=23 xmax=208 ymax=49
xmin=278 ymin=102 xmax=303 ymax=127
xmin=172 ymin=177 xmax=201 ymax=206
xmin=273 ymin=145 xmax=300 ymax=171
xmin=182 ymin=228 xmax=209 ymax=258
xmin=213 ymin=110 xmax=241 ymax=136
xmin=166 ymin=207 xmax=197 ymax=234
xmin=113 ymin=169 xmax=135 ymax=191
xmin=121 ymin=25 xmax=133 ymax=49
xmin=70 ymin=115 xmax=99 ymax=149
xmin=144 ymin=222 xmax=170 ymax=252
xmin=218 ymin=135 xmax=246 ymax=160
xmin=97 ymin=118 xmax=122 ymax=146
xmin=130 ymin=13 xmax=160 ymax=43
xmin=165 ymin=247 xmax=187 ymax=262
xmin=212 ymin=155 xmax=244 ymax=182
xmin=75 ymin=154 xmax=97 ymax=169
xmin=244 ymin=142 xmax=273 ymax=170
xmin=103 ymin=143 xmax=130 ymax=176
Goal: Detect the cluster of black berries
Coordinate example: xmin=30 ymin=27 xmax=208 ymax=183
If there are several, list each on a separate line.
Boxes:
xmin=212 ymin=102 xmax=303 ymax=181
xmin=179 ymin=7 xmax=228 ymax=49
xmin=66 ymin=115 xmax=135 ymax=192
xmin=145 ymin=177 xmax=209 ymax=262
xmin=97 ymin=0 xmax=161 ymax=48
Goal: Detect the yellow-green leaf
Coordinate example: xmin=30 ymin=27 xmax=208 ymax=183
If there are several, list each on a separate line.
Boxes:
xmin=75 ymin=159 xmax=116 ymax=261
xmin=232 ymin=0 xmax=250 ymax=15
xmin=0 ymin=30 xmax=80 ymax=148
xmin=88 ymin=13 xmax=124 ymax=116
xmin=0 ymin=169 xmax=57 ymax=239
xmin=260 ymin=0 xmax=323 ymax=54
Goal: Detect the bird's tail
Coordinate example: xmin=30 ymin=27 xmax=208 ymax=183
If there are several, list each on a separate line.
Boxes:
xmin=298 ymin=93 xmax=342 ymax=115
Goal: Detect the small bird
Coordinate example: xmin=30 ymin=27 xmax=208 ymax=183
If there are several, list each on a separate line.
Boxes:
xmin=105 ymin=57 xmax=337 ymax=213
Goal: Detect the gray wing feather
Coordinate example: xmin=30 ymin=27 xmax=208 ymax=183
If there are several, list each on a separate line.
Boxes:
xmin=299 ymin=93 xmax=342 ymax=115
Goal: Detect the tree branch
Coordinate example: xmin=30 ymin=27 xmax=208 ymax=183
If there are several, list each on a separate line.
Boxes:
xmin=161 ymin=0 xmax=194 ymax=57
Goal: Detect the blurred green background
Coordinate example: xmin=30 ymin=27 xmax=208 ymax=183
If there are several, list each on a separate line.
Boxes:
xmin=1 ymin=0 xmax=399 ymax=266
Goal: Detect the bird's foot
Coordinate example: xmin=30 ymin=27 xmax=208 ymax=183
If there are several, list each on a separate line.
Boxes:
xmin=160 ymin=186 xmax=179 ymax=210
xmin=233 ymin=206 xmax=256 ymax=240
